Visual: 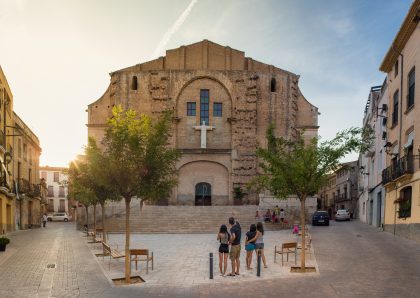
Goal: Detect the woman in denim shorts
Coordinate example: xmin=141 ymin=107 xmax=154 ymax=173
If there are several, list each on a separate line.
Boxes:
xmin=245 ymin=224 xmax=257 ymax=270
xmin=254 ymin=222 xmax=268 ymax=268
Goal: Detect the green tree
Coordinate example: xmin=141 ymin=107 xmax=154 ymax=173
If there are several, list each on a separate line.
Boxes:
xmin=67 ymin=160 xmax=97 ymax=235
xmin=102 ymin=106 xmax=180 ymax=283
xmin=252 ymin=126 xmax=372 ymax=272
xmin=84 ymin=138 xmax=119 ymax=243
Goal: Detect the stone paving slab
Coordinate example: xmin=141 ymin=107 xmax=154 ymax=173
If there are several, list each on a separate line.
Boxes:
xmin=3 ymin=220 xmax=420 ymax=297
xmin=94 ymin=230 xmax=318 ymax=287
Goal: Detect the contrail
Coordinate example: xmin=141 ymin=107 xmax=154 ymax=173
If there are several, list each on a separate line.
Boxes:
xmin=150 ymin=0 xmax=198 ymax=60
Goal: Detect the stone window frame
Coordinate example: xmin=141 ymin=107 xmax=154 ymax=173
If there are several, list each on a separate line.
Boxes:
xmin=53 ymin=172 xmax=59 ymax=183
xmin=213 ymin=102 xmax=222 ymax=117
xmin=200 ymin=89 xmax=210 ymax=125
xmin=186 ymin=102 xmax=196 ymax=116
xmin=397 ymin=186 xmax=412 ymax=219
xmin=407 ymin=66 xmax=415 ymax=110
xmin=131 ymin=76 xmax=138 ymax=91
xmin=47 ymin=185 xmax=54 ymax=197
xmin=270 ymin=78 xmax=276 ymax=92
xmin=392 ymin=89 xmax=399 ymax=126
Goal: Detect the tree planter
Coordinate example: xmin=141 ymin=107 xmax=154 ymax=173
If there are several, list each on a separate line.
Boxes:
xmin=290 ymin=266 xmax=316 ymax=273
xmin=0 ymin=243 xmax=7 ymax=252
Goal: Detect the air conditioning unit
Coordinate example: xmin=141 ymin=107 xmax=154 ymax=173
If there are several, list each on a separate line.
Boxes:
xmin=382 ymin=117 xmax=387 ymax=126
xmin=382 ymin=131 xmax=387 ymax=140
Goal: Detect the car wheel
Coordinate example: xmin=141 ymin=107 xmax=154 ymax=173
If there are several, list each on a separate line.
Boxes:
xmin=48 ymin=218 xmax=52 ymax=222
xmin=64 ymin=218 xmax=68 ymax=222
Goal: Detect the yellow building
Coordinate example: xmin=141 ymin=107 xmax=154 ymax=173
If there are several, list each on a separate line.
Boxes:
xmin=380 ymin=0 xmax=420 ymax=240
xmin=0 ymin=66 xmax=16 ymax=234
xmin=13 ymin=112 xmax=43 ymax=229
xmin=0 ymin=65 xmax=43 ymax=234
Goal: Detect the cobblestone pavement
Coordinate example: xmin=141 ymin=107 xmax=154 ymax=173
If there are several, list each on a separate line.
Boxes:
xmin=1 ymin=220 xmax=420 ymax=297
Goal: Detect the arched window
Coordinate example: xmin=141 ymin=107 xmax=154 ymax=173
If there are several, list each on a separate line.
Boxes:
xmin=398 ymin=186 xmax=412 ymax=218
xmin=131 ymin=76 xmax=138 ymax=91
xmin=270 ymin=78 xmax=276 ymax=92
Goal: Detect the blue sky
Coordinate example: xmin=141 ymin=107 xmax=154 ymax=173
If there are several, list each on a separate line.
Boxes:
xmin=0 ymin=0 xmax=413 ymax=166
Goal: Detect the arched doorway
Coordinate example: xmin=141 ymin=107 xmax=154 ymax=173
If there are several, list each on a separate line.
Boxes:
xmin=195 ymin=183 xmax=211 ymax=206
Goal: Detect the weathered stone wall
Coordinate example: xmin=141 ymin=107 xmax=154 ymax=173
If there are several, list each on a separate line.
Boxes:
xmin=384 ymin=223 xmax=420 ymax=244
xmin=87 ymin=40 xmax=318 ymax=205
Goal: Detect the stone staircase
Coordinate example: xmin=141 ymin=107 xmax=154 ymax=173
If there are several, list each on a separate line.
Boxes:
xmin=88 ymin=202 xmax=289 ymax=234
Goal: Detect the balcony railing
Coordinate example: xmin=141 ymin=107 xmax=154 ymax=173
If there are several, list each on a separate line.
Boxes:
xmin=15 ymin=178 xmax=31 ymax=195
xmin=382 ymin=155 xmax=414 ymax=185
xmin=334 ymin=193 xmax=351 ymax=202
xmin=29 ymin=184 xmax=41 ymax=198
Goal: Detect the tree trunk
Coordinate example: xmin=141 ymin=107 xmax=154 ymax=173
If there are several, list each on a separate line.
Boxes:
xmin=101 ymin=202 xmax=107 ymax=244
xmin=124 ymin=197 xmax=131 ymax=283
xmin=93 ymin=204 xmax=97 ymax=237
xmin=85 ymin=205 xmax=89 ymax=236
xmin=300 ymin=197 xmax=306 ymax=272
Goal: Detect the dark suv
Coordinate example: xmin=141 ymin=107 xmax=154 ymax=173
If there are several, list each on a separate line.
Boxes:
xmin=312 ymin=211 xmax=330 ymax=226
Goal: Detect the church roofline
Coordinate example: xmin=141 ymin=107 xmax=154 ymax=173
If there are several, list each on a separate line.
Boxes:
xmin=109 ymin=39 xmax=299 ymax=76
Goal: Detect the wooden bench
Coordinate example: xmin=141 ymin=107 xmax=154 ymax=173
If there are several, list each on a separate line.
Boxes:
xmin=102 ymin=242 xmax=125 ymax=270
xmin=297 ymin=237 xmax=312 ymax=259
xmin=274 ymin=242 xmax=297 ymax=266
xmin=130 ymin=249 xmax=154 ymax=274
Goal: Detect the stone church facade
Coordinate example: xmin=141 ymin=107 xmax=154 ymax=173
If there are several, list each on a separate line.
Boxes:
xmin=87 ymin=40 xmax=318 ymax=206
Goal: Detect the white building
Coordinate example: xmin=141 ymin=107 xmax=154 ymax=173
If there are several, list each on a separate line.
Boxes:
xmin=359 ymin=81 xmax=388 ymax=227
xmin=39 ymin=166 xmax=68 ymax=213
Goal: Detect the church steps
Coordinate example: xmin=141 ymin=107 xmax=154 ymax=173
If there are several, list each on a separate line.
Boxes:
xmin=87 ymin=204 xmax=289 ymax=234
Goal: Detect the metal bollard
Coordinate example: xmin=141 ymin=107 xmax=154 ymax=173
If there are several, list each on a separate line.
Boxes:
xmin=209 ymin=252 xmax=214 ymax=279
xmin=257 ymin=250 xmax=261 ymax=277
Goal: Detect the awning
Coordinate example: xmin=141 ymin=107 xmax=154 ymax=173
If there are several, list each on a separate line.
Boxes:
xmin=404 ymin=131 xmax=414 ymax=148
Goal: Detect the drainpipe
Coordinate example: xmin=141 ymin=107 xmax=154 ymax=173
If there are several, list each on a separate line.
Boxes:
xmin=389 ymin=46 xmax=403 ymax=235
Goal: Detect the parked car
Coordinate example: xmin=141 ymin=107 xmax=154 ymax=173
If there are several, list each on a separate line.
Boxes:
xmin=47 ymin=212 xmax=70 ymax=222
xmin=312 ymin=211 xmax=330 ymax=226
xmin=335 ymin=209 xmax=350 ymax=221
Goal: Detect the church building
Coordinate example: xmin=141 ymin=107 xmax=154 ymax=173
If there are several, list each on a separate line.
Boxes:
xmin=87 ymin=40 xmax=318 ymax=206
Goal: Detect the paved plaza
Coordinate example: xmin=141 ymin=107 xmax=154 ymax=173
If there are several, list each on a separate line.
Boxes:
xmin=101 ymin=230 xmax=318 ymax=286
xmin=1 ymin=221 xmax=420 ymax=297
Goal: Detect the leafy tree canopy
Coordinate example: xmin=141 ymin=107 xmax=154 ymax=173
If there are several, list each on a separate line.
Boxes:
xmin=251 ymin=126 xmax=373 ymax=201
xmin=102 ymin=106 xmax=180 ymax=202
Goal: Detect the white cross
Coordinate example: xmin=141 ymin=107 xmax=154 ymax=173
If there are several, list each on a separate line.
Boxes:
xmin=193 ymin=121 xmax=215 ymax=149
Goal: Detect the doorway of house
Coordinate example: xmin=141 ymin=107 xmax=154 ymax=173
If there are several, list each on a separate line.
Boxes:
xmin=377 ymin=191 xmax=382 ymax=227
xmin=28 ymin=200 xmax=33 ymax=228
xmin=369 ymin=200 xmax=373 ymax=225
xmin=195 ymin=182 xmax=211 ymax=206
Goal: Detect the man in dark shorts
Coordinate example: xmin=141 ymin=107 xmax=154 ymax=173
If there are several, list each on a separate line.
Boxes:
xmin=228 ymin=217 xmax=241 ymax=276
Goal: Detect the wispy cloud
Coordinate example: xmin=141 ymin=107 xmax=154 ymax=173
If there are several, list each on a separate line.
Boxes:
xmin=150 ymin=0 xmax=198 ymax=59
